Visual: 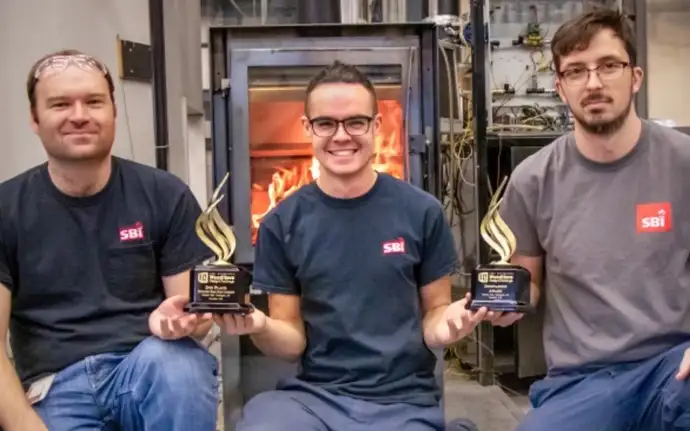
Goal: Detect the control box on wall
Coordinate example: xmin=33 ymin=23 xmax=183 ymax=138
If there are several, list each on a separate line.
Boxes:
xmin=485 ymin=0 xmax=622 ymax=132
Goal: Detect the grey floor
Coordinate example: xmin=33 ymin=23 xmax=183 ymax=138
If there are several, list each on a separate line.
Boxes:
xmin=212 ymin=340 xmax=533 ymax=431
xmin=216 ymin=372 xmax=531 ymax=431
xmin=444 ymin=371 xmax=530 ymax=431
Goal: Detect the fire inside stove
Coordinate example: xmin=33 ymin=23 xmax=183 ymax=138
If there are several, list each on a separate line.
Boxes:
xmin=248 ymin=96 xmax=406 ymax=243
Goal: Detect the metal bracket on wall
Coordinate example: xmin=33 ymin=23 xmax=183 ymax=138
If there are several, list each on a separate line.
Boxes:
xmin=217 ymin=78 xmax=231 ymax=98
xmin=409 ymin=134 xmax=428 ymax=154
xmin=116 ymin=37 xmax=153 ymax=82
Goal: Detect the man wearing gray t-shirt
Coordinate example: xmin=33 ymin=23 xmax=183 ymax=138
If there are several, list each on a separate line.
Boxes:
xmin=492 ymin=10 xmax=690 ymax=430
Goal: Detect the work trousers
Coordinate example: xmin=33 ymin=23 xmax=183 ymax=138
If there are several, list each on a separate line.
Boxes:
xmin=517 ymin=341 xmax=690 ymax=431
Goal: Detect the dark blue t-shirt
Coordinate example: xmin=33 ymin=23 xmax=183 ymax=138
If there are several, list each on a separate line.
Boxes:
xmin=0 ymin=157 xmax=211 ymax=384
xmin=253 ymin=173 xmax=457 ymax=406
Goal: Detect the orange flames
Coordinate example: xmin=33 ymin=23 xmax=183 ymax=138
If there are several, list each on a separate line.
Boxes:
xmin=249 ymin=100 xmax=405 ymax=243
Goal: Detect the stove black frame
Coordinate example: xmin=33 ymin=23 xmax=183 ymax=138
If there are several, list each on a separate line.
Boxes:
xmin=207 ymin=23 xmax=445 ymax=427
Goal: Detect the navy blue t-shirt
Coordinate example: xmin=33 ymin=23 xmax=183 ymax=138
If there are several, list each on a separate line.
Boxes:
xmin=0 ymin=157 xmax=211 ymax=384
xmin=253 ymin=173 xmax=457 ymax=406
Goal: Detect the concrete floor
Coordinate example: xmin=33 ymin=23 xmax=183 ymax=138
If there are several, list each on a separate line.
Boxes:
xmin=444 ymin=371 xmax=529 ymax=431
xmin=211 ymin=335 xmax=533 ymax=431
xmin=216 ymin=373 xmax=530 ymax=431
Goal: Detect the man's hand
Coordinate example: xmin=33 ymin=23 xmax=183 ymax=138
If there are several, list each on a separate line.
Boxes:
xmin=485 ymin=311 xmax=525 ymax=327
xmin=676 ymin=348 xmax=690 ymax=380
xmin=149 ymin=295 xmax=212 ymax=340
xmin=215 ymin=308 xmax=267 ymax=336
xmin=433 ymin=294 xmax=488 ymax=345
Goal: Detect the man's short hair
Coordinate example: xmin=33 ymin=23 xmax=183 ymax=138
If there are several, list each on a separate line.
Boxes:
xmin=551 ymin=9 xmax=637 ymax=73
xmin=304 ymin=61 xmax=378 ymax=116
xmin=27 ymin=49 xmax=115 ymax=110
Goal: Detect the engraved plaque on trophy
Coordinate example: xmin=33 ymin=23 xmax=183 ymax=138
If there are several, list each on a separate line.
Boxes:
xmin=469 ymin=177 xmax=533 ymax=313
xmin=185 ymin=173 xmax=253 ymax=315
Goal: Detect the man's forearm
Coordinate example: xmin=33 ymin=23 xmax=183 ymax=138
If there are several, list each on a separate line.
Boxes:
xmin=423 ymin=304 xmax=449 ymax=348
xmin=530 ymin=282 xmax=541 ymax=307
xmin=250 ymin=317 xmax=306 ymax=362
xmin=0 ymin=353 xmax=47 ymax=431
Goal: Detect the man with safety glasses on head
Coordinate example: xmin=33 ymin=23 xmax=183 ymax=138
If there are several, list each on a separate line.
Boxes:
xmin=0 ymin=50 xmax=218 ymax=431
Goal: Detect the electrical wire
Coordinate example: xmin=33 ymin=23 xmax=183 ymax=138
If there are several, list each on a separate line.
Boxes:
xmin=228 ymin=0 xmax=247 ymax=17
xmin=117 ymin=78 xmax=136 ymax=161
xmin=438 ymin=20 xmax=570 ymax=392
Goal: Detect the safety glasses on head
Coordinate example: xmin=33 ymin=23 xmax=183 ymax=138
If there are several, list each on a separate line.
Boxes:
xmin=34 ymin=54 xmax=108 ymax=80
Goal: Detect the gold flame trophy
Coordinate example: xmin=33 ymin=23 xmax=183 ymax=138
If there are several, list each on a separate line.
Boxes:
xmin=469 ymin=177 xmax=533 ymax=313
xmin=185 ymin=173 xmax=253 ymax=315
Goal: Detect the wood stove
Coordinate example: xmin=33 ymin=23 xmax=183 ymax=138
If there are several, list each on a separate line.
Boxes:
xmin=207 ymin=23 xmax=444 ymax=426
xmin=209 ymin=23 xmax=442 ymax=264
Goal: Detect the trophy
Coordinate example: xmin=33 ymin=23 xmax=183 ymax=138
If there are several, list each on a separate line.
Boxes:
xmin=468 ymin=176 xmax=533 ymax=313
xmin=185 ymin=173 xmax=253 ymax=315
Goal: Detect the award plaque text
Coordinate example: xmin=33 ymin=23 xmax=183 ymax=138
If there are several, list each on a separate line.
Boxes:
xmin=190 ymin=265 xmax=252 ymax=313
xmin=470 ymin=265 xmax=532 ymax=312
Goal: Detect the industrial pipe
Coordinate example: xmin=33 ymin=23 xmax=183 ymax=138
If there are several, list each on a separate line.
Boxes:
xmin=438 ymin=0 xmax=459 ymax=16
xmin=423 ymin=0 xmax=460 ymax=19
xmin=148 ymin=0 xmax=169 ymax=171
xmin=297 ymin=0 xmax=341 ymax=24
xmin=469 ymin=0 xmax=495 ymax=387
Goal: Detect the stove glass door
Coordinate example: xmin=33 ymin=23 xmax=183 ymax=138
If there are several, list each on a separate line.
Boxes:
xmin=228 ymin=47 xmax=419 ymax=262
xmin=247 ymin=64 xmax=406 ymax=243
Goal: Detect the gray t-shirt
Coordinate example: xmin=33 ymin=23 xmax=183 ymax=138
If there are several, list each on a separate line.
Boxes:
xmin=500 ymin=120 xmax=690 ymax=373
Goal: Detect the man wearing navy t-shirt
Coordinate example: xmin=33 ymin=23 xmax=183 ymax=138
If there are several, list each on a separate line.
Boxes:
xmin=0 ymin=50 xmax=218 ymax=431
xmin=217 ymin=61 xmax=484 ymax=431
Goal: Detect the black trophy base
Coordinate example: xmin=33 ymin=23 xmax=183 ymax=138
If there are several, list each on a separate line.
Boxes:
xmin=469 ymin=264 xmax=533 ymax=313
xmin=184 ymin=264 xmax=252 ymax=315
xmin=185 ymin=302 xmax=254 ymax=315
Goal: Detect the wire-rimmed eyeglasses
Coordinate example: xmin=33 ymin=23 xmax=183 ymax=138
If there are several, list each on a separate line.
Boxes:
xmin=309 ymin=116 xmax=374 ymax=138
xmin=560 ymin=61 xmax=630 ymax=87
xmin=34 ymin=54 xmax=108 ymax=80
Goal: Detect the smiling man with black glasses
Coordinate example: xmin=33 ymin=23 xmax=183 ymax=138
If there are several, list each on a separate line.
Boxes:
xmin=217 ymin=61 xmax=482 ymax=431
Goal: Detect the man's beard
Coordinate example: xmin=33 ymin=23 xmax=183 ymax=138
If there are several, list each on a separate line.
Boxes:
xmin=572 ymin=92 xmax=632 ymax=136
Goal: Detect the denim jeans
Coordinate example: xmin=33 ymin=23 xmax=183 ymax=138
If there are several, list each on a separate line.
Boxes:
xmin=33 ymin=336 xmax=219 ymax=431
xmin=516 ymin=340 xmax=690 ymax=431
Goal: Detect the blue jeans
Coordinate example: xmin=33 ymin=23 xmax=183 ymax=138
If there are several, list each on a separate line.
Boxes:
xmin=517 ymin=341 xmax=690 ymax=431
xmin=33 ymin=336 xmax=219 ymax=431
xmin=236 ymin=377 xmax=448 ymax=431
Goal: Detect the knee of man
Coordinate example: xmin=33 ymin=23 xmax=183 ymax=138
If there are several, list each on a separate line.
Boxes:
xmin=132 ymin=336 xmax=218 ymax=385
xmin=237 ymin=391 xmax=304 ymax=429
xmin=242 ymin=391 xmax=288 ymax=415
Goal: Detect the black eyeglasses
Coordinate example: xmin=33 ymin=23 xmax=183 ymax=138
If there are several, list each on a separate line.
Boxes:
xmin=560 ymin=61 xmax=631 ymax=87
xmin=308 ymin=115 xmax=374 ymax=138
